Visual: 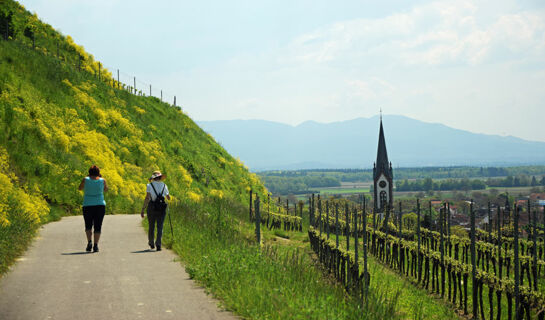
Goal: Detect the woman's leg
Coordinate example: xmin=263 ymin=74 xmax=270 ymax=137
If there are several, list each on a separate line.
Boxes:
xmin=83 ymin=207 xmax=93 ymax=241
xmin=93 ymin=206 xmax=106 ymax=244
xmin=155 ymin=211 xmax=166 ymax=249
xmin=147 ymin=206 xmax=157 ymax=247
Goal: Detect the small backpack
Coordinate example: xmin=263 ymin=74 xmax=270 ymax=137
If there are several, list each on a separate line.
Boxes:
xmin=149 ymin=183 xmax=167 ymax=211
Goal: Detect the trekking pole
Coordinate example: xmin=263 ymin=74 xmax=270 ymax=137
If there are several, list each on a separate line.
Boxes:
xmin=167 ymin=205 xmax=173 ymax=240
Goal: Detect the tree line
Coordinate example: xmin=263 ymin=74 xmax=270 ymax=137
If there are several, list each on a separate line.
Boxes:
xmin=259 ymin=166 xmax=545 ymax=195
xmin=396 ymin=178 xmax=487 ymax=192
xmin=259 ymin=165 xmax=545 ymax=182
xmin=259 ymin=175 xmax=340 ymax=195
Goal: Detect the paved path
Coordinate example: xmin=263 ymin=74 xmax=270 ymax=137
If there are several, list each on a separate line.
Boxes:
xmin=0 ymin=215 xmax=237 ymax=320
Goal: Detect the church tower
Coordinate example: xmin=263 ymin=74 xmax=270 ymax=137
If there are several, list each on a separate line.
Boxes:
xmin=373 ymin=116 xmax=393 ymax=213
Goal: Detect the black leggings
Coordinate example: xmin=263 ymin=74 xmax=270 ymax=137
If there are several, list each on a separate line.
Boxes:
xmin=83 ymin=205 xmax=105 ymax=233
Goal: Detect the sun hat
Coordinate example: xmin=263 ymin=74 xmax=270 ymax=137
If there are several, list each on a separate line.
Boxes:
xmin=149 ymin=171 xmax=165 ymax=180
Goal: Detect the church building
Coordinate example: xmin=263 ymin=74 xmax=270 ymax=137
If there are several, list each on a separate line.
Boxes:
xmin=373 ymin=117 xmax=393 ymax=213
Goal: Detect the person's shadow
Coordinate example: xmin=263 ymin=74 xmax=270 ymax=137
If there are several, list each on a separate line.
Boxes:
xmin=61 ymin=252 xmax=93 ymax=255
xmin=130 ymin=249 xmax=155 ymax=253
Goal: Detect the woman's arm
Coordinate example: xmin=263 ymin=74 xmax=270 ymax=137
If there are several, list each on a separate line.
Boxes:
xmin=140 ymin=193 xmax=151 ymax=218
xmin=78 ymin=178 xmax=86 ymax=191
xmin=166 ymin=194 xmax=171 ymax=200
xmin=103 ymin=179 xmax=108 ymax=192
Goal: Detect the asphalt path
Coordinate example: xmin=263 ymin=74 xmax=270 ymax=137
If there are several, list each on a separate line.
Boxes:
xmin=0 ymin=215 xmax=237 ymax=320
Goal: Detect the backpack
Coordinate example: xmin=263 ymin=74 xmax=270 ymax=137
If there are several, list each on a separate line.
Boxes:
xmin=149 ymin=183 xmax=167 ymax=211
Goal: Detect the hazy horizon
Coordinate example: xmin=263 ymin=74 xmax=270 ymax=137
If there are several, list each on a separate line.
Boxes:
xmin=200 ymin=114 xmax=545 ymax=143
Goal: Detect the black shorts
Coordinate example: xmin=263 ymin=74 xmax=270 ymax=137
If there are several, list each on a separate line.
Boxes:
xmin=82 ymin=205 xmax=105 ymax=233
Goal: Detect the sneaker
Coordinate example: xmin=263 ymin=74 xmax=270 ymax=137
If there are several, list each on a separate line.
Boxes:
xmin=93 ymin=244 xmax=99 ymax=252
xmin=156 ymin=246 xmax=161 ymax=251
xmin=149 ymin=242 xmax=155 ymax=249
xmin=86 ymin=241 xmax=92 ymax=252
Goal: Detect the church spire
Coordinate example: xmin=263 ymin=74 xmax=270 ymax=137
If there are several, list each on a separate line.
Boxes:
xmin=373 ymin=116 xmax=393 ymax=213
xmin=375 ymin=118 xmax=390 ymax=178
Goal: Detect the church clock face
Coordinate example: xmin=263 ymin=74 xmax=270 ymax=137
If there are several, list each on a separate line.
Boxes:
xmin=379 ymin=181 xmax=387 ymax=188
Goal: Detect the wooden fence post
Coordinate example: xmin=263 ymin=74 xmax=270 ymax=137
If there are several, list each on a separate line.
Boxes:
xmin=447 ymin=202 xmax=451 ymax=256
xmin=514 ymin=203 xmax=520 ymax=319
xmin=326 ymin=200 xmax=330 ymax=239
xmin=497 ymin=206 xmax=502 ymax=278
xmin=255 ymin=195 xmax=261 ymax=244
xmin=98 ymin=62 xmax=101 ymax=81
xmin=346 ymin=203 xmax=350 ymax=251
xmin=429 ymin=201 xmax=432 ymax=231
xmin=363 ymin=196 xmax=369 ymax=299
xmin=335 ymin=202 xmax=339 ymax=248
xmin=440 ymin=202 xmax=445 ymax=297
xmin=354 ymin=206 xmax=358 ymax=262
xmin=503 ymin=197 xmax=507 ymax=228
xmin=133 ymin=77 xmax=136 ymax=94
xmin=417 ymin=199 xmax=422 ymax=283
xmin=318 ymin=196 xmax=322 ymax=236
xmin=174 ymin=96 xmax=176 ymax=107
xmin=532 ymin=204 xmax=538 ymax=291
xmin=311 ymin=193 xmax=315 ymax=227
xmin=399 ymin=201 xmax=402 ymax=272
xmin=117 ymin=69 xmax=120 ymax=89
xmin=488 ymin=202 xmax=492 ymax=242
xmin=470 ymin=200 xmax=478 ymax=319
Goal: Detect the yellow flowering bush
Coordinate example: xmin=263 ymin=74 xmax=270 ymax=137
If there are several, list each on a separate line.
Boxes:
xmin=0 ymin=147 xmax=49 ymax=227
xmin=187 ymin=191 xmax=203 ymax=203
xmin=209 ymin=189 xmax=224 ymax=200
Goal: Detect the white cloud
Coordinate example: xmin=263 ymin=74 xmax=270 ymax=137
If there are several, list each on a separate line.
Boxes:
xmin=283 ymin=0 xmax=545 ymax=67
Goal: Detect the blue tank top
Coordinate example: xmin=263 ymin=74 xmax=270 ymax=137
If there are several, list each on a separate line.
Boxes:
xmin=83 ymin=177 xmax=106 ymax=207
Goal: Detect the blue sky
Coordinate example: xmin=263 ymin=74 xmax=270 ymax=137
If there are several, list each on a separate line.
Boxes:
xmin=18 ymin=0 xmax=545 ymax=141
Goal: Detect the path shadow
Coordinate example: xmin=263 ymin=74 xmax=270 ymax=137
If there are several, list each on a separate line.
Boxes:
xmin=130 ymin=249 xmax=155 ymax=253
xmin=61 ymin=252 xmax=93 ymax=255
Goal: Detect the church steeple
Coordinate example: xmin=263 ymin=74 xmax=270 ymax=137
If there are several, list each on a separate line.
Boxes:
xmin=373 ymin=116 xmax=393 ymax=213
xmin=375 ymin=120 xmax=392 ymax=179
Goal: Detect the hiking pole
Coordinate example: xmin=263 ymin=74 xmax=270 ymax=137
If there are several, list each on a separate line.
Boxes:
xmin=167 ymin=205 xmax=174 ymax=240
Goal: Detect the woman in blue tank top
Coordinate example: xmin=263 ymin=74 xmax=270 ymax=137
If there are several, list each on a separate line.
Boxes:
xmin=78 ymin=165 xmax=108 ymax=252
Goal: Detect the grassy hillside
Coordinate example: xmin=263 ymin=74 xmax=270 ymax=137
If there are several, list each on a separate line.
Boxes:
xmin=0 ymin=3 xmax=415 ymax=319
xmin=0 ymin=0 xmax=266 ymax=274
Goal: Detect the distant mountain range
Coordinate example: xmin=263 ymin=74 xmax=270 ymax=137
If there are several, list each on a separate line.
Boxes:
xmin=197 ymin=116 xmax=545 ymax=171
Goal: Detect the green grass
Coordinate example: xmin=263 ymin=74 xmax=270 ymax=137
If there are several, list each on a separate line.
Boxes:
xmin=0 ymin=214 xmax=38 ymax=276
xmin=365 ymin=256 xmax=460 ymax=320
xmin=155 ymin=200 xmax=404 ymax=320
xmin=273 ymin=229 xmax=290 ymax=239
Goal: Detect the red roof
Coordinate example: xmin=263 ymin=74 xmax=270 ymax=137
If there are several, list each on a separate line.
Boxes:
xmin=530 ymin=193 xmax=545 ymax=201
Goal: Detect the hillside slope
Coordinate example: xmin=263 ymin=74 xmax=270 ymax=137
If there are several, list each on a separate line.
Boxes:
xmin=0 ymin=0 xmax=265 ymax=273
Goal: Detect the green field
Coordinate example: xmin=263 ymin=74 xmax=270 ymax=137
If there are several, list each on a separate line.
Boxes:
xmin=316 ymin=187 xmax=370 ymax=195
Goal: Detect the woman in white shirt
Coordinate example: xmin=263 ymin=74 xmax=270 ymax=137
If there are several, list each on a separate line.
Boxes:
xmin=140 ymin=171 xmax=171 ymax=251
